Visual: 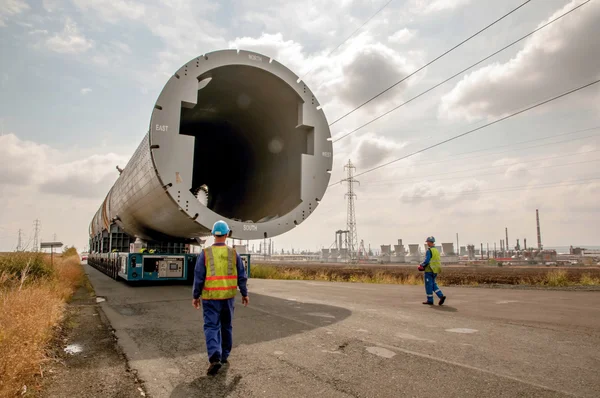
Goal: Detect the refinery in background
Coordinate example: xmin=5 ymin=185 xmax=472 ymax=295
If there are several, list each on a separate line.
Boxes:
xmin=239 ymin=209 xmax=600 ymax=267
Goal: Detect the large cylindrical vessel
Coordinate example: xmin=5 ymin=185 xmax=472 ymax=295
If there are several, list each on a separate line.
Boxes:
xmin=90 ymin=49 xmax=333 ymax=245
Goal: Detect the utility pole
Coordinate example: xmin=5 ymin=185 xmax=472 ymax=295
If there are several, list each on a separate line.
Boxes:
xmin=480 ymin=243 xmax=484 ymax=260
xmin=33 ymin=219 xmax=41 ymax=252
xmin=17 ymin=229 xmax=22 ymax=251
xmin=343 ymin=160 xmax=359 ymax=262
xmin=505 ymin=227 xmax=509 ymax=254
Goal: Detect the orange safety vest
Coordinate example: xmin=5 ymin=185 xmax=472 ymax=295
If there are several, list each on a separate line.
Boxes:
xmin=202 ymin=246 xmax=238 ymax=300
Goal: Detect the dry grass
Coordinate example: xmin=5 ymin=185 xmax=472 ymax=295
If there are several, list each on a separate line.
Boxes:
xmin=251 ymin=264 xmax=425 ymax=285
xmin=579 ymin=273 xmax=600 ymax=286
xmin=0 ymin=252 xmax=83 ymax=397
xmin=251 ymin=264 xmax=600 ymax=287
xmin=543 ymin=270 xmax=570 ymax=287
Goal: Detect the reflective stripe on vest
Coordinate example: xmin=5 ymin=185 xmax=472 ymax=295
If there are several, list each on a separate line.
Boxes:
xmin=426 ymin=247 xmax=442 ymax=274
xmin=202 ymin=246 xmax=238 ymax=300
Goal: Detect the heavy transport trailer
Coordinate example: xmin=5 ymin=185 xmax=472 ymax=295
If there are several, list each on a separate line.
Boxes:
xmin=87 ymin=49 xmax=332 ymax=283
xmin=87 ymin=252 xmax=251 ymax=283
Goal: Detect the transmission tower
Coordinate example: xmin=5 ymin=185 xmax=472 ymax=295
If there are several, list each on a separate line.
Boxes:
xmin=17 ymin=229 xmax=22 ymax=251
xmin=343 ymin=160 xmax=359 ymax=261
xmin=33 ymin=219 xmax=41 ymax=252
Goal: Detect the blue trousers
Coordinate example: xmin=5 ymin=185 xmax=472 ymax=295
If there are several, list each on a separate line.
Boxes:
xmin=424 ymin=272 xmax=444 ymax=304
xmin=202 ymin=298 xmax=234 ymax=362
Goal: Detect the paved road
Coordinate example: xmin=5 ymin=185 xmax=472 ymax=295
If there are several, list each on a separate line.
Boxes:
xmin=84 ymin=264 xmax=600 ymax=398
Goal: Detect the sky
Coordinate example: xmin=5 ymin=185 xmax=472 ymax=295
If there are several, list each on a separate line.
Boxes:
xmin=0 ymin=0 xmax=599 ymax=253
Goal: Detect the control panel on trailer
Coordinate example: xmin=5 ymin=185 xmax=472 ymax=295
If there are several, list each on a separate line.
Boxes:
xmin=120 ymin=253 xmax=194 ymax=281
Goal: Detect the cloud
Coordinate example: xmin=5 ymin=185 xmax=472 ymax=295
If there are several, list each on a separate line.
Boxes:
xmin=439 ymin=0 xmax=600 ymax=121
xmin=0 ymin=0 xmax=30 ymax=27
xmin=399 ymin=179 xmax=484 ymax=203
xmin=334 ymin=41 xmax=416 ymax=109
xmin=42 ymin=0 xmax=61 ymax=12
xmin=71 ymin=0 xmax=145 ymax=23
xmin=46 ymin=18 xmax=93 ymax=54
xmin=29 ymin=29 xmax=49 ymax=35
xmin=388 ymin=28 xmax=416 ymax=44
xmin=80 ymin=87 xmax=92 ymax=95
xmin=71 ymin=0 xmax=224 ymax=80
xmin=0 ymin=133 xmax=125 ymax=198
xmin=339 ymin=132 xmax=408 ymax=169
xmin=411 ymin=0 xmax=471 ymax=14
xmin=39 ymin=154 xmax=122 ymax=198
xmin=229 ymin=32 xmax=422 ymax=115
xmin=0 ymin=133 xmax=50 ymax=185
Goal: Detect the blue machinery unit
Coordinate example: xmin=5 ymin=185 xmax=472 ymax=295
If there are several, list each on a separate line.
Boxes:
xmin=88 ymin=252 xmax=251 ymax=283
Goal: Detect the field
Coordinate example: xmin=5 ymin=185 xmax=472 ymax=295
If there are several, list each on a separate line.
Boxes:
xmin=0 ymin=251 xmax=83 ymax=397
xmin=251 ymin=263 xmax=600 ymax=287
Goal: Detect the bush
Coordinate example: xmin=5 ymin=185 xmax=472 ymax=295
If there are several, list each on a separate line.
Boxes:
xmin=544 ymin=270 xmax=570 ymax=287
xmin=62 ymin=246 xmax=78 ymax=258
xmin=0 ymin=252 xmax=53 ymax=282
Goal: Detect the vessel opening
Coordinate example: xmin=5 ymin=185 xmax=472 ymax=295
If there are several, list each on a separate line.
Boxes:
xmin=180 ymin=65 xmax=312 ymax=223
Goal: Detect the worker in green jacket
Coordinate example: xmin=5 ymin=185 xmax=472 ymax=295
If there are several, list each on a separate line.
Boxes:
xmin=418 ymin=236 xmax=447 ymax=305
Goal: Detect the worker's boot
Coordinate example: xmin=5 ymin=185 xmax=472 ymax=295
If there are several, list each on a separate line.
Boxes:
xmin=422 ymin=301 xmax=433 ymax=305
xmin=439 ymin=296 xmax=446 ymax=306
xmin=207 ymin=361 xmax=222 ymax=376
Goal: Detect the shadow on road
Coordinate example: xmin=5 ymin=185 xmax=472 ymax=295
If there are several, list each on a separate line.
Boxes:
xmin=430 ymin=305 xmax=458 ymax=312
xmin=170 ymin=365 xmax=242 ymax=398
xmin=108 ymin=292 xmax=353 ymax=361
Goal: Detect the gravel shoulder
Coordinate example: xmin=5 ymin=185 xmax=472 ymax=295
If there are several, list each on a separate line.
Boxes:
xmin=38 ymin=277 xmax=144 ymax=398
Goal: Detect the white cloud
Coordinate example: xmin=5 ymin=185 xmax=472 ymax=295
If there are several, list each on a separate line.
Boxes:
xmin=0 ymin=0 xmax=30 ymax=27
xmin=42 ymin=0 xmax=61 ymax=12
xmin=439 ymin=0 xmax=600 ymax=121
xmin=337 ymin=131 xmax=408 ymax=169
xmin=0 ymin=133 xmax=50 ymax=185
xmin=71 ymin=0 xmax=145 ymax=23
xmin=399 ymin=179 xmax=484 ymax=203
xmin=0 ymin=133 xmax=125 ymax=197
xmin=80 ymin=87 xmax=92 ymax=95
xmin=46 ymin=18 xmax=93 ymax=54
xmin=412 ymin=0 xmax=471 ymax=14
xmin=229 ymin=32 xmax=423 ymax=118
xmin=29 ymin=29 xmax=49 ymax=35
xmin=388 ymin=28 xmax=416 ymax=44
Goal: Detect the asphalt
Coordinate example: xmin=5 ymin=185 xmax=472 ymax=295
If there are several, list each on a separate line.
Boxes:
xmin=84 ymin=264 xmax=600 ymax=398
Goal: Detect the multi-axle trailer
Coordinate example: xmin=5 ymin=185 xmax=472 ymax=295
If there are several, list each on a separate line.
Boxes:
xmin=87 ymin=252 xmax=251 ymax=283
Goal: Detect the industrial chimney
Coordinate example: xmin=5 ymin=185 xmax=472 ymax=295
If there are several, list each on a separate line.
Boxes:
xmin=536 ymin=209 xmax=542 ymax=250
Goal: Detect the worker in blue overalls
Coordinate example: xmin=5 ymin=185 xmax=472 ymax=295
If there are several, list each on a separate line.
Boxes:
xmin=192 ymin=220 xmax=249 ymax=376
xmin=418 ymin=236 xmax=447 ymax=306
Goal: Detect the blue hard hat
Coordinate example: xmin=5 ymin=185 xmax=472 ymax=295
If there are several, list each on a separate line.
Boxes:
xmin=212 ymin=220 xmax=230 ymax=236
xmin=426 ymin=236 xmax=435 ymax=243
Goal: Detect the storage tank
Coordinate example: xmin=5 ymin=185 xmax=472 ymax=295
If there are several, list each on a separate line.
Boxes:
xmin=90 ymin=49 xmax=332 ymax=248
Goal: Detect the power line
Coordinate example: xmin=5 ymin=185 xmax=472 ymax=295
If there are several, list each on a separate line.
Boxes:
xmin=349 ymin=125 xmax=600 ymax=166
xmin=332 ymin=0 xmax=592 ymax=142
xmin=361 ymin=156 xmax=600 ymax=187
xmin=329 ymin=78 xmax=600 ymax=186
xmin=363 ymin=177 xmax=600 ymax=200
xmin=328 ymin=0 xmax=534 ymax=127
xmin=301 ymin=0 xmax=396 ymax=80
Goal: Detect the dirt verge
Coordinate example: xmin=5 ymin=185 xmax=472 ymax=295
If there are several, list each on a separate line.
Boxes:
xmin=36 ymin=278 xmax=144 ymax=398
